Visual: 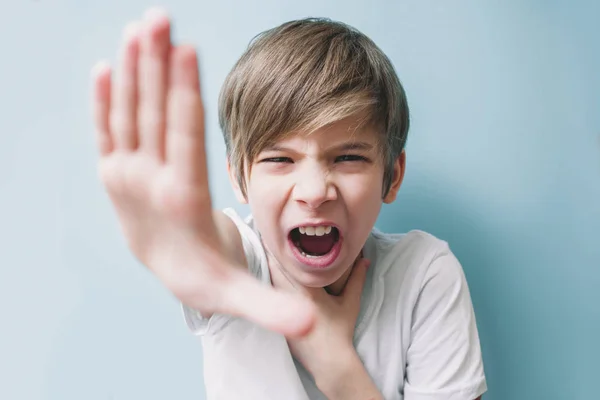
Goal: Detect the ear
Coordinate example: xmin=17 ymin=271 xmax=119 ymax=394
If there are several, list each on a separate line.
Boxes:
xmin=383 ymin=150 xmax=406 ymax=204
xmin=226 ymin=158 xmax=248 ymax=204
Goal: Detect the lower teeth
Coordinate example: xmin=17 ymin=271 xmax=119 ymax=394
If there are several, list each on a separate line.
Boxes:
xmin=301 ymin=251 xmax=319 ymax=258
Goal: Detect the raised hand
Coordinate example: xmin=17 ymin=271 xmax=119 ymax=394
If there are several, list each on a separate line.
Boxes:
xmin=90 ymin=8 xmax=315 ymax=337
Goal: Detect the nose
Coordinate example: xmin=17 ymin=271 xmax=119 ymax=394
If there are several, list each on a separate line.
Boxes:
xmin=291 ymin=164 xmax=337 ymax=209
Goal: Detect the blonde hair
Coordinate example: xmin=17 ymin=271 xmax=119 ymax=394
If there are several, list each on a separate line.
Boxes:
xmin=219 ymin=18 xmax=409 ymax=197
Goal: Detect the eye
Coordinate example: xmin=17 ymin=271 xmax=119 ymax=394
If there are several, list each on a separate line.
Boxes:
xmin=335 ymin=154 xmax=368 ymax=162
xmin=260 ymin=157 xmax=293 ymax=163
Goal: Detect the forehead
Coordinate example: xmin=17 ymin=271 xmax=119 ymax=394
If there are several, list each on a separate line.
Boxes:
xmin=268 ymin=114 xmax=381 ymax=150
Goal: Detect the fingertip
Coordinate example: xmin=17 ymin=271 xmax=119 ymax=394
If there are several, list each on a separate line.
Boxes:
xmin=363 ymin=258 xmax=371 ymax=270
xmin=91 ymin=61 xmax=111 ymax=104
xmin=123 ymin=20 xmax=142 ymax=41
xmin=179 ymin=44 xmax=199 ymax=63
xmin=144 ymin=6 xmax=170 ymax=22
xmin=144 ymin=6 xmax=169 ymax=20
xmin=171 ymin=44 xmax=198 ymax=68
xmin=90 ymin=61 xmax=113 ymax=155
xmin=143 ymin=7 xmax=171 ymax=37
xmin=91 ymin=60 xmax=111 ymax=80
xmin=355 ymin=256 xmax=370 ymax=270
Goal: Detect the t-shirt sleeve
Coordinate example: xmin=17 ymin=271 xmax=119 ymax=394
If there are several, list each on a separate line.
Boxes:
xmin=404 ymin=244 xmax=487 ymax=400
xmin=181 ymin=208 xmax=267 ymax=336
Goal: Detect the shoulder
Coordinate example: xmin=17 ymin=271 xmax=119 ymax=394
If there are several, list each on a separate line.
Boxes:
xmin=367 ymin=228 xmax=467 ymax=303
xmin=369 ymin=228 xmax=454 ymax=276
xmin=362 ymin=229 xmax=486 ymax=398
xmin=370 ymin=228 xmax=448 ymax=255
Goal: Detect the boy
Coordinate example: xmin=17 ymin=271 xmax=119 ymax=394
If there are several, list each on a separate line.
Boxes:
xmin=91 ymin=7 xmax=487 ymax=400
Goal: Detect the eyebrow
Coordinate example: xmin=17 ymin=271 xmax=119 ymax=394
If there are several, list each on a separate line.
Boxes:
xmin=262 ymin=141 xmax=375 ymax=153
xmin=331 ymin=141 xmax=375 ymax=152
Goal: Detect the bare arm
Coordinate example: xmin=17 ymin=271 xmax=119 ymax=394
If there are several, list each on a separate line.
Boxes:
xmin=212 ymin=209 xmax=247 ymax=268
xmin=91 ymin=8 xmax=315 ymax=337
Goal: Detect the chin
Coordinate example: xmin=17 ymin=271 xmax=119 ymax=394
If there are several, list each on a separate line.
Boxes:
xmin=288 ymin=259 xmax=350 ymax=288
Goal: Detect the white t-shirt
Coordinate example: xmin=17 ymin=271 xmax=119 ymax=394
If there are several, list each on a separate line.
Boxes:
xmin=182 ymin=209 xmax=487 ymax=400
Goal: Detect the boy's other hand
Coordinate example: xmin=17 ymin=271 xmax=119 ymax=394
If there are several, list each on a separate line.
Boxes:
xmin=269 ymin=251 xmax=371 ymax=381
xmin=90 ymin=8 xmax=315 ymax=338
xmin=271 ymin=256 xmax=382 ymax=398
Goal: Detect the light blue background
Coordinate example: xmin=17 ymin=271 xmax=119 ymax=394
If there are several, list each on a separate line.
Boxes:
xmin=1 ymin=1 xmax=598 ymax=399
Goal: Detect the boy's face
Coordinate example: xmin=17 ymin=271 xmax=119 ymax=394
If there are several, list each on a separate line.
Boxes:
xmin=230 ymin=113 xmax=405 ymax=290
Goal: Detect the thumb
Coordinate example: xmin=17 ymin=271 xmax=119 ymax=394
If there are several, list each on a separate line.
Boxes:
xmin=341 ymin=257 xmax=370 ymax=305
xmin=219 ymin=270 xmax=317 ymax=338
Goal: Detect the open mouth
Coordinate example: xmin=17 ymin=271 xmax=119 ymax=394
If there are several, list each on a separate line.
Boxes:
xmin=290 ymin=226 xmax=340 ymax=257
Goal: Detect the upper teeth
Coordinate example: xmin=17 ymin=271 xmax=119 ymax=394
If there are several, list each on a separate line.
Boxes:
xmin=298 ymin=226 xmax=333 ymax=236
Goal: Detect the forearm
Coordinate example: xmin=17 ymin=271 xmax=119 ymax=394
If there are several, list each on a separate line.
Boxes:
xmin=168 ymin=209 xmax=247 ymax=316
xmin=316 ymin=351 xmax=383 ymax=400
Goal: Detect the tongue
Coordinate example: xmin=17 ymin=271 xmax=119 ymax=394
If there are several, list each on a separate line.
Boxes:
xmin=298 ymin=234 xmax=336 ymax=255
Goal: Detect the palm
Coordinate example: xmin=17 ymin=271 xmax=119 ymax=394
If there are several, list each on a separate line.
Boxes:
xmin=90 ymin=8 xmax=315 ymax=338
xmin=99 ymin=152 xmax=206 ymax=263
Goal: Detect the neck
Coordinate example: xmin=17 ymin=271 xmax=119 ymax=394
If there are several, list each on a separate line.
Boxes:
xmin=324 ymin=249 xmax=365 ymax=295
xmin=325 ymin=265 xmax=354 ymax=295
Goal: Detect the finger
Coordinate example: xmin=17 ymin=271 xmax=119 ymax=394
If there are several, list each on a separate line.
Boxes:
xmin=91 ymin=61 xmax=113 ymax=155
xmin=341 ymin=257 xmax=370 ymax=306
xmin=138 ymin=7 xmax=171 ymax=159
xmin=166 ymin=45 xmax=207 ymax=184
xmin=110 ymin=21 xmax=141 ymax=150
xmin=220 ymin=271 xmax=317 ymax=338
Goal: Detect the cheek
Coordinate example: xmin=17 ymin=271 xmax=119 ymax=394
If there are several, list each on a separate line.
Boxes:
xmin=342 ymin=171 xmax=383 ymax=204
xmin=339 ymin=172 xmax=384 ymax=228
